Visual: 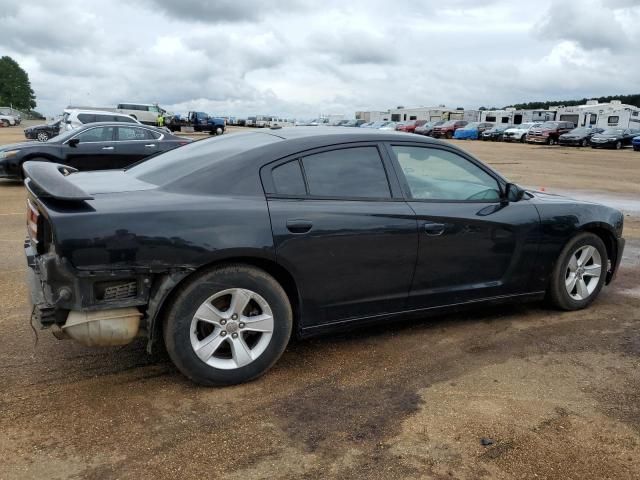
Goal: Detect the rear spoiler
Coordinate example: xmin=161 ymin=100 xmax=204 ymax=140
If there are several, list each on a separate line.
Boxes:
xmin=23 ymin=161 xmax=94 ymax=201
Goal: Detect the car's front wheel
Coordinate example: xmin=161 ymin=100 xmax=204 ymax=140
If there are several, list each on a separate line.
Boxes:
xmin=615 ymin=141 xmax=622 ymax=150
xmin=581 ymin=139 xmax=588 ymax=147
xmin=163 ymin=264 xmax=293 ymax=386
xmin=547 ymin=233 xmax=608 ymax=310
xmin=36 ymin=131 xmax=50 ymax=142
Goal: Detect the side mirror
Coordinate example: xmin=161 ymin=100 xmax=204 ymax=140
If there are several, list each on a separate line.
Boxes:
xmin=68 ymin=138 xmax=80 ymax=147
xmin=502 ymin=182 xmax=524 ymax=204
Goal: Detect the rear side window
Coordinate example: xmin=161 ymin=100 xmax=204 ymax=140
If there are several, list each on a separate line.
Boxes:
xmin=272 ymin=160 xmax=306 ymax=195
xmin=77 ymin=113 xmax=96 ymax=123
xmin=301 ymin=147 xmax=390 ymax=198
xmin=117 ymin=115 xmax=137 ymax=123
xmin=117 ymin=126 xmax=153 ymax=140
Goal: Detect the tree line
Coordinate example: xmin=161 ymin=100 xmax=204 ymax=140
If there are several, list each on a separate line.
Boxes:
xmin=0 ymin=56 xmax=37 ymax=112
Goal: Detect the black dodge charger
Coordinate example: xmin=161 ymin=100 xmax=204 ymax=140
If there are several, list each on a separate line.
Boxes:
xmin=24 ymin=128 xmax=625 ymax=386
xmin=1 ymin=122 xmax=190 ymax=180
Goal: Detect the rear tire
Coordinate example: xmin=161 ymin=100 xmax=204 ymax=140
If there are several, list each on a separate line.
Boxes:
xmin=547 ymin=233 xmax=608 ymax=311
xmin=1 ymin=120 xmax=9 ymax=127
xmin=520 ymin=135 xmax=526 ymax=143
xmin=548 ymin=137 xmax=555 ymax=145
xmin=446 ymin=131 xmax=453 ymax=139
xmin=581 ymin=139 xmax=588 ymax=147
xmin=163 ymin=264 xmax=293 ymax=386
xmin=615 ymin=141 xmax=622 ymax=150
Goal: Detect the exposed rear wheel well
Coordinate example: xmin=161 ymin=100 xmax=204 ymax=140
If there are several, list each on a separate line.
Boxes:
xmin=151 ymin=257 xmax=301 ymax=351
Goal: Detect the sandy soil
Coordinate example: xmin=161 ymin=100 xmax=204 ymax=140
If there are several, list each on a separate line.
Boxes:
xmin=0 ymin=125 xmax=639 ymax=479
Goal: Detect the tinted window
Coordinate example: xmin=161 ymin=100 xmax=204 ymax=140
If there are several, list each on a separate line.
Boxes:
xmin=272 ymin=160 xmax=306 ymax=195
xmin=117 ymin=126 xmax=153 ymax=141
xmin=94 ymin=114 xmax=113 ymax=122
xmin=77 ymin=113 xmax=96 ymax=124
xmin=117 ymin=115 xmax=137 ymax=123
xmin=128 ymin=132 xmax=279 ymax=186
xmin=301 ymin=147 xmax=390 ymax=198
xmin=75 ymin=126 xmax=115 ymax=142
xmin=608 ymin=116 xmax=620 ymax=125
xmin=392 ymin=146 xmax=500 ymax=202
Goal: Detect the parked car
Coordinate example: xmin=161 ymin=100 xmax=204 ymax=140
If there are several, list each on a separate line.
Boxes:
xmin=396 ymin=120 xmax=428 ymax=133
xmin=526 ymin=121 xmax=575 ymax=145
xmin=453 ymin=122 xmax=494 ymax=140
xmin=343 ymin=119 xmax=367 ymax=127
xmin=558 ymin=127 xmax=604 ymax=147
xmin=431 ymin=120 xmax=468 ymax=139
xmin=415 ymin=120 xmax=444 ymax=136
xmin=379 ymin=122 xmax=398 ymax=131
xmin=481 ymin=124 xmax=513 ymax=141
xmin=24 ymin=119 xmax=64 ymax=142
xmin=502 ymin=123 xmax=541 ymax=143
xmin=0 ymin=122 xmax=190 ymax=180
xmin=61 ymin=109 xmax=141 ymax=132
xmin=24 ymin=127 xmax=625 ymax=386
xmin=633 ymin=136 xmax=640 ymax=151
xmin=590 ymin=128 xmax=640 ymax=150
xmin=363 ymin=121 xmax=390 ymax=129
xmin=0 ymin=113 xmax=17 ymax=127
xmin=0 ymin=109 xmax=21 ymax=124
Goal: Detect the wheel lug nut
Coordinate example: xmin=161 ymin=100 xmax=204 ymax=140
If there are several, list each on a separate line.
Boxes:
xmin=220 ymin=330 xmax=227 ymax=336
xmin=220 ymin=319 xmax=227 ymax=325
xmin=231 ymin=314 xmax=238 ymax=320
xmin=232 ymin=333 xmax=238 ymax=339
xmin=239 ymin=322 xmax=245 ymax=328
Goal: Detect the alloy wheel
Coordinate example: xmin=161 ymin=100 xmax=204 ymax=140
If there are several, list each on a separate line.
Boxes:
xmin=189 ymin=288 xmax=274 ymax=370
xmin=565 ymin=245 xmax=602 ymax=301
xmin=37 ymin=132 xmax=49 ymax=142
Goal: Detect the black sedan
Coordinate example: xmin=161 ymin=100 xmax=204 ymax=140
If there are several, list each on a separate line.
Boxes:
xmin=590 ymin=128 xmax=640 ymax=149
xmin=1 ymin=122 xmax=190 ymax=180
xmin=24 ymin=119 xmax=63 ymax=142
xmin=481 ymin=124 xmax=512 ymax=141
xmin=558 ymin=127 xmax=604 ymax=147
xmin=24 ymin=128 xmax=625 ymax=386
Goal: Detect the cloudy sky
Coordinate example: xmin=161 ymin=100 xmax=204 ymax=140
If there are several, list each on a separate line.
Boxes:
xmin=1 ymin=0 xmax=639 ymax=118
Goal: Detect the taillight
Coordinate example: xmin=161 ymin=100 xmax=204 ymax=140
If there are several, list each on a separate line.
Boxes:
xmin=26 ymin=199 xmax=39 ymax=244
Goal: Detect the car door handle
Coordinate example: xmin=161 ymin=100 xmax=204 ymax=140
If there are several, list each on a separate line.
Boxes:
xmin=144 ymin=144 xmax=156 ymax=148
xmin=286 ymin=220 xmax=313 ymax=234
xmin=101 ymin=146 xmax=114 ymax=150
xmin=424 ymin=222 xmax=445 ymax=236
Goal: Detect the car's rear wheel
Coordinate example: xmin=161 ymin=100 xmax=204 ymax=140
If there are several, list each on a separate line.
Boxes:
xmin=548 ymin=137 xmax=555 ymax=145
xmin=1 ymin=120 xmax=9 ymax=127
xmin=581 ymin=138 xmax=588 ymax=147
xmin=163 ymin=264 xmax=292 ymax=386
xmin=547 ymin=233 xmax=607 ymax=311
xmin=520 ymin=134 xmax=527 ymax=143
xmin=36 ymin=131 xmax=50 ymax=142
xmin=615 ymin=141 xmax=622 ymax=150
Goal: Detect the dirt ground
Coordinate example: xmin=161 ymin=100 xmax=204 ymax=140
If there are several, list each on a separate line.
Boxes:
xmin=0 ymin=125 xmax=639 ymax=480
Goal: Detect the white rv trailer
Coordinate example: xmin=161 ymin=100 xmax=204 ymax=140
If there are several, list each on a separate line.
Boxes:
xmin=554 ymin=100 xmax=640 ymax=129
xmin=356 ymin=111 xmax=390 ymax=123
xmin=480 ymin=108 xmax=556 ymax=125
xmin=386 ymin=106 xmax=474 ymax=123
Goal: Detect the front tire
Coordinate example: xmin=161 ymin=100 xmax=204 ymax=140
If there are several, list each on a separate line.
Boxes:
xmin=36 ymin=131 xmax=50 ymax=142
xmin=615 ymin=141 xmax=622 ymax=150
xmin=581 ymin=139 xmax=588 ymax=147
xmin=163 ymin=264 xmax=293 ymax=386
xmin=547 ymin=233 xmax=607 ymax=311
xmin=446 ymin=131 xmax=453 ymax=139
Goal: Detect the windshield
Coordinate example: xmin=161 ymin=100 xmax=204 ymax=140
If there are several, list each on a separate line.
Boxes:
xmin=463 ymin=122 xmax=480 ymax=129
xmin=127 ymin=132 xmax=280 ymax=186
xmin=602 ymin=128 xmax=624 ymax=135
xmin=516 ymin=123 xmax=536 ymax=129
xmin=441 ymin=121 xmax=457 ymax=127
xmin=541 ymin=122 xmax=558 ymax=129
xmin=568 ymin=127 xmax=591 ymax=135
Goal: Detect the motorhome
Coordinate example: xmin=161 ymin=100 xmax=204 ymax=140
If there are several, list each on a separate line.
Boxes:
xmin=554 ymin=100 xmax=640 ymax=130
xmin=480 ymin=108 xmax=556 ymax=125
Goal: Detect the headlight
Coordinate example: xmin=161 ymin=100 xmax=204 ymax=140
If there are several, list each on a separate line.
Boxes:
xmin=0 ymin=150 xmax=18 ymax=159
xmin=607 ymin=138 xmax=617 ymax=142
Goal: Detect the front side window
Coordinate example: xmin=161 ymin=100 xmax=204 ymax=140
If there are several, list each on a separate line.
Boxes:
xmin=301 ymin=147 xmax=390 ymax=198
xmin=75 ymin=127 xmax=115 ymax=143
xmin=392 ymin=146 xmax=500 ymax=202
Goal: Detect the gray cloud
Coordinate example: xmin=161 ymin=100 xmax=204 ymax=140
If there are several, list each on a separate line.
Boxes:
xmin=0 ymin=0 xmax=639 ymax=119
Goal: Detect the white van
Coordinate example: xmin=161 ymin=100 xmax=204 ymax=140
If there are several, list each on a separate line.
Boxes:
xmin=61 ymin=109 xmax=141 ymax=131
xmin=116 ymin=103 xmax=166 ymax=125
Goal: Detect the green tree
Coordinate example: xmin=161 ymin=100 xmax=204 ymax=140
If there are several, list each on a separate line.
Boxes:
xmin=0 ymin=56 xmax=36 ymax=111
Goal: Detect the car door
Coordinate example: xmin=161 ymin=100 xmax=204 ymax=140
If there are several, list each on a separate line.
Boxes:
xmin=386 ymin=143 xmax=541 ymax=309
xmin=115 ymin=126 xmax=159 ymax=167
xmin=63 ymin=126 xmax=117 ymax=171
xmin=263 ymin=144 xmax=419 ymax=327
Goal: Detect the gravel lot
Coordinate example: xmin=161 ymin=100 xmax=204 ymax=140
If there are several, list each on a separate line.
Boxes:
xmin=1 ymin=125 xmax=639 ymax=480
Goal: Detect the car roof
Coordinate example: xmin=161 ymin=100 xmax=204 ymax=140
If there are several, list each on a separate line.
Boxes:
xmin=260 ymin=126 xmax=441 ymax=143
xmin=65 ymin=109 xmax=135 ymax=117
xmin=75 ymin=122 xmax=168 ymax=132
